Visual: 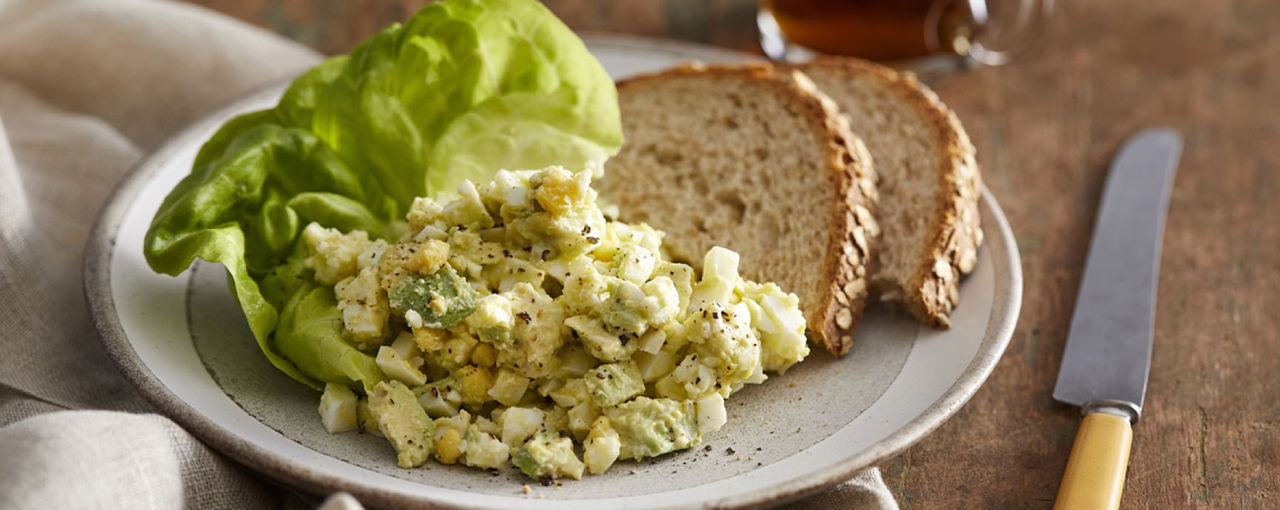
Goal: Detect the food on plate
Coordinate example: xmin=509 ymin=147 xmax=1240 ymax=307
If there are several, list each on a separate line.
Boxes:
xmin=141 ymin=0 xmax=813 ymax=480
xmin=305 ymin=166 xmax=809 ymax=477
xmin=597 ymin=64 xmax=879 ymax=356
xmin=789 ymin=59 xmax=983 ymax=328
xmin=139 ymin=0 xmax=982 ymax=482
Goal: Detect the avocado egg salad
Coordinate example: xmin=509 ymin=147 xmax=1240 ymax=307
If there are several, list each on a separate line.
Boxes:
xmin=309 ymin=166 xmax=808 ymax=478
xmin=141 ymin=0 xmax=809 ymax=482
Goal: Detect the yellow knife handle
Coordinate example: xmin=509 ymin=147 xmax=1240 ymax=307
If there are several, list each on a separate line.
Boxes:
xmin=1053 ymin=411 xmax=1134 ymax=510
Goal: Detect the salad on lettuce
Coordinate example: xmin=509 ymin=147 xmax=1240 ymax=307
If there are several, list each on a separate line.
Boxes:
xmin=144 ymin=0 xmax=621 ymax=391
xmin=144 ymin=0 xmax=812 ymax=481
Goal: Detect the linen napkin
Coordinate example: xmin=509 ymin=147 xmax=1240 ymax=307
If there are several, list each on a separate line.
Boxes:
xmin=0 ymin=0 xmax=898 ymax=508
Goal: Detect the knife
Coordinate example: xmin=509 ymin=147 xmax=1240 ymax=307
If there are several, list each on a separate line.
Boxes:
xmin=1051 ymin=128 xmax=1182 ymax=510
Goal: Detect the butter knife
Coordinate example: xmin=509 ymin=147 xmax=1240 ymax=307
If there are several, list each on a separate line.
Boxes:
xmin=1051 ymin=128 xmax=1182 ymax=510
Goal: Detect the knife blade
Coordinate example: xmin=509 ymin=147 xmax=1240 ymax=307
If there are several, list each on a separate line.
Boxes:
xmin=1052 ymin=128 xmax=1182 ymax=510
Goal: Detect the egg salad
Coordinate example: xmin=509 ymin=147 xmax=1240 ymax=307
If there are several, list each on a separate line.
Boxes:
xmin=304 ymin=166 xmax=809 ymax=480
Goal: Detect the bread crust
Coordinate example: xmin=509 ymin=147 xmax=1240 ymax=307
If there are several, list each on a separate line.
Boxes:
xmin=792 ymin=58 xmax=983 ymax=328
xmin=613 ymin=64 xmax=878 ymax=355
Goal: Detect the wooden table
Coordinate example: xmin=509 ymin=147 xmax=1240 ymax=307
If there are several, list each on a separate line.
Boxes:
xmin=183 ymin=1 xmax=1280 ymax=508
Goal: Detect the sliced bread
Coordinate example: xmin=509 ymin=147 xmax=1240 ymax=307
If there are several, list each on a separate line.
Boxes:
xmin=790 ymin=59 xmax=982 ymax=328
xmin=596 ymin=64 xmax=878 ymax=355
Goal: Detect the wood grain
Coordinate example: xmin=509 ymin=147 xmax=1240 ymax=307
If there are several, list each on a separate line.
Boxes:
xmin=181 ymin=1 xmax=1280 ymax=508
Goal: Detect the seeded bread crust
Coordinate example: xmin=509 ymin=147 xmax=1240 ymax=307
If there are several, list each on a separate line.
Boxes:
xmin=601 ymin=64 xmax=878 ymax=355
xmin=789 ymin=69 xmax=880 ymax=355
xmin=791 ymin=58 xmax=982 ymax=328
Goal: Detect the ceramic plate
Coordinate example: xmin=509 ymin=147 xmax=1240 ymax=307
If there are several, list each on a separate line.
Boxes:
xmin=85 ymin=36 xmax=1021 ymax=509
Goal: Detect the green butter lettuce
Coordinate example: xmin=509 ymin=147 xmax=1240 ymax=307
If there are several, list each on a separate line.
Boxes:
xmin=143 ymin=0 xmax=621 ymax=391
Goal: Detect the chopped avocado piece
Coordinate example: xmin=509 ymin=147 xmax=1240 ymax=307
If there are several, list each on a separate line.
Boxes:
xmin=368 ymin=380 xmax=435 ymax=468
xmin=389 ymin=268 xmax=476 ymax=328
xmin=584 ymin=361 xmax=644 ymax=407
xmin=604 ymin=279 xmax=651 ymax=335
xmin=604 ymin=397 xmax=699 ymax=460
xmin=512 ymin=430 xmax=585 ymax=480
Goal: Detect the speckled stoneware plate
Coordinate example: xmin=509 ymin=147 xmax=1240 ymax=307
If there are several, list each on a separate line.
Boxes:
xmin=85 ymin=36 xmax=1021 ymax=509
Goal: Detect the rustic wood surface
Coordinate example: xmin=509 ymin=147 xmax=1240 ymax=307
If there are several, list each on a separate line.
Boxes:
xmin=182 ymin=1 xmax=1280 ymax=508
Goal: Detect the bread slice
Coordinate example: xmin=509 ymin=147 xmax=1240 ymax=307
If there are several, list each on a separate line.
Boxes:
xmin=789 ymin=59 xmax=982 ymax=328
xmin=597 ymin=64 xmax=878 ymax=355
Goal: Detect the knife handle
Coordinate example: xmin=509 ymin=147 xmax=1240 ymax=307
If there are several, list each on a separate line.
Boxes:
xmin=1053 ymin=411 xmax=1133 ymax=510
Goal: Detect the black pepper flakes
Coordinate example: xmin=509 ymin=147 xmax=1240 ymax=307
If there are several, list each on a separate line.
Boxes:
xmin=725 ymin=447 xmax=735 ymax=455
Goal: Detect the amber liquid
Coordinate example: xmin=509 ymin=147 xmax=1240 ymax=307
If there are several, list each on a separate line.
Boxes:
xmin=763 ymin=0 xmax=972 ymax=61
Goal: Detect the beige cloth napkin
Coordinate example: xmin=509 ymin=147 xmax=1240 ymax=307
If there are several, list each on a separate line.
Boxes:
xmin=0 ymin=1 xmax=898 ymax=508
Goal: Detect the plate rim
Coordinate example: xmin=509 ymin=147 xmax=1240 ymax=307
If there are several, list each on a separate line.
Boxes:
xmin=84 ymin=35 xmax=1022 ymax=509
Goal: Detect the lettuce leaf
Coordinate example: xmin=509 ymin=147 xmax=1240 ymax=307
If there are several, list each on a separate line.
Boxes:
xmin=270 ymin=248 xmax=385 ymax=392
xmin=143 ymin=0 xmax=620 ymax=390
